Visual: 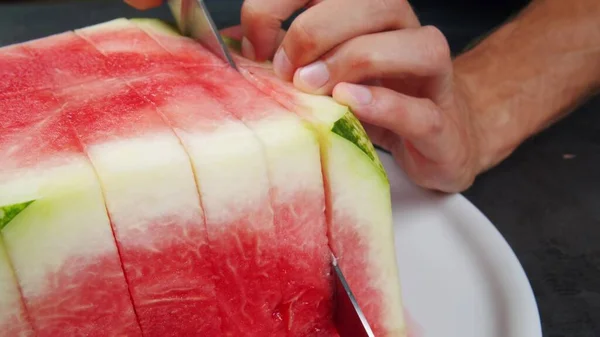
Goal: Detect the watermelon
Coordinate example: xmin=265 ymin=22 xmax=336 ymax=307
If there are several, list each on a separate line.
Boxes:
xmin=0 ymin=17 xmax=406 ymax=337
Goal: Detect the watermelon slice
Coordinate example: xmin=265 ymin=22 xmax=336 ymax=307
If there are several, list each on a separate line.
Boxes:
xmin=222 ymin=39 xmax=408 ymax=337
xmin=185 ymin=68 xmax=337 ymax=336
xmin=0 ymin=90 xmax=141 ymax=336
xmin=58 ymin=76 xmax=224 ymax=336
xmin=133 ymin=20 xmax=337 ymax=335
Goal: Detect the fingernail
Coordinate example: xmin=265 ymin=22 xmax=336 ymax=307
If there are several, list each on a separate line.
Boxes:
xmin=273 ymin=47 xmax=293 ymax=80
xmin=241 ymin=37 xmax=255 ymax=61
xmin=333 ymin=83 xmax=372 ymax=106
xmin=294 ymin=61 xmax=330 ymax=92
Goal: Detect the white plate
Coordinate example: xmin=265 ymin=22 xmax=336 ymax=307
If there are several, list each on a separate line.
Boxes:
xmin=381 ymin=150 xmax=542 ymax=337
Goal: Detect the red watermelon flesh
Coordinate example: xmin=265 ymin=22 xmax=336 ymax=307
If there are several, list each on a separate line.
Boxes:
xmin=59 ymin=78 xmax=223 ymax=337
xmin=0 ymin=44 xmax=52 ymax=96
xmin=0 ymin=92 xmax=141 ymax=336
xmin=23 ymin=32 xmax=111 ymax=88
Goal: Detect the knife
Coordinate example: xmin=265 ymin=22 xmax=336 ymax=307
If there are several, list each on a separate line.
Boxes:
xmin=332 ymin=254 xmax=376 ymax=337
xmin=167 ymin=0 xmax=238 ymax=70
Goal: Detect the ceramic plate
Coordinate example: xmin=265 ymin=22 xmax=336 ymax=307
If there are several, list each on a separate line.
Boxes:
xmin=381 ymin=150 xmax=542 ymax=337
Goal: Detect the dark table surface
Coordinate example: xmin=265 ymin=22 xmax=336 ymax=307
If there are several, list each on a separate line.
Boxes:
xmin=1 ymin=1 xmax=598 ymax=336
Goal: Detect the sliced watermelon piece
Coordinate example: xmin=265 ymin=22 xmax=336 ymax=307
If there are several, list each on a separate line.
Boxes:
xmin=189 ymin=67 xmax=337 ymax=336
xmin=127 ymin=71 xmax=289 ymax=337
xmin=227 ymin=44 xmax=407 ymax=336
xmin=60 ymin=78 xmax=224 ymax=336
xmin=22 ymin=31 xmax=111 ymax=88
xmin=0 ymin=235 xmax=34 ymax=337
xmin=0 ymin=94 xmax=141 ymax=336
xmin=133 ymin=20 xmax=337 ymax=335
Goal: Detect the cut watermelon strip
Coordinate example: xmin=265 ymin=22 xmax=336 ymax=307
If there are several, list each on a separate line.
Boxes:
xmin=229 ymin=47 xmax=408 ymax=337
xmin=127 ymin=71 xmax=288 ymax=337
xmin=0 ymin=237 xmax=34 ymax=337
xmin=0 ymin=95 xmax=141 ymax=336
xmin=58 ymin=77 xmax=222 ymax=337
xmin=132 ymin=20 xmax=337 ymax=335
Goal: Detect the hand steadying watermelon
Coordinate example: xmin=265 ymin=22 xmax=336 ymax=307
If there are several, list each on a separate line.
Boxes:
xmin=0 ymin=18 xmax=406 ymax=337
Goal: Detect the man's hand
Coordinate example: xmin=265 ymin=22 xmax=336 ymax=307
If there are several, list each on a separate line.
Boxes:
xmin=242 ymin=0 xmax=600 ymax=193
xmin=242 ymin=0 xmax=483 ymax=192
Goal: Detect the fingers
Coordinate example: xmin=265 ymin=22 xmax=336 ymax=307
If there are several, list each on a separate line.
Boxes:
xmin=332 ymin=83 xmax=457 ymax=163
xmin=293 ymin=26 xmax=452 ymax=95
xmin=241 ymin=0 xmax=313 ymax=61
xmin=124 ymin=0 xmax=162 ymax=10
xmin=273 ymin=0 xmax=420 ymax=80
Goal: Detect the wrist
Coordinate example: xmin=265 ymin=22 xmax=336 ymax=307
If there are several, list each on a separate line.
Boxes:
xmin=452 ymin=69 xmax=518 ymax=176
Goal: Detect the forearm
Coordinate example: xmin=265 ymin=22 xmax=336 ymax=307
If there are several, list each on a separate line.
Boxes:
xmin=453 ymin=0 xmax=600 ymax=172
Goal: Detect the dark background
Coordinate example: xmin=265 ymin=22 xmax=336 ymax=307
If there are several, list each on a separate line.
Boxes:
xmin=0 ymin=0 xmax=598 ymax=336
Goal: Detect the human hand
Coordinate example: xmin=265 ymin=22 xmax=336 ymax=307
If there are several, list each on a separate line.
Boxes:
xmin=241 ymin=0 xmax=484 ymax=192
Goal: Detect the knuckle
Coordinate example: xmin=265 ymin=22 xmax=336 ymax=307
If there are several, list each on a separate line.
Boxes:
xmin=420 ymin=25 xmax=452 ymax=71
xmin=287 ymin=15 xmax=319 ymax=61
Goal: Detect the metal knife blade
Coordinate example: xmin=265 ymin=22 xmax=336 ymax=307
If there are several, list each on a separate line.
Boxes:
xmin=167 ymin=0 xmax=238 ymax=70
xmin=332 ymin=255 xmax=375 ymax=337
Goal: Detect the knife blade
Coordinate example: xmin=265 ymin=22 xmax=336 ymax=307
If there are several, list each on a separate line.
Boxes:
xmin=332 ymin=254 xmax=376 ymax=337
xmin=167 ymin=0 xmax=238 ymax=70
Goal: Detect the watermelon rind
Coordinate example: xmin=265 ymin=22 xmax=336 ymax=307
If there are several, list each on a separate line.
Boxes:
xmin=0 ymin=201 xmax=34 ymax=230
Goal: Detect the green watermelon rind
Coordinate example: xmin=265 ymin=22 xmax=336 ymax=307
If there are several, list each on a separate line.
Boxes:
xmin=0 ymin=201 xmax=34 ymax=230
